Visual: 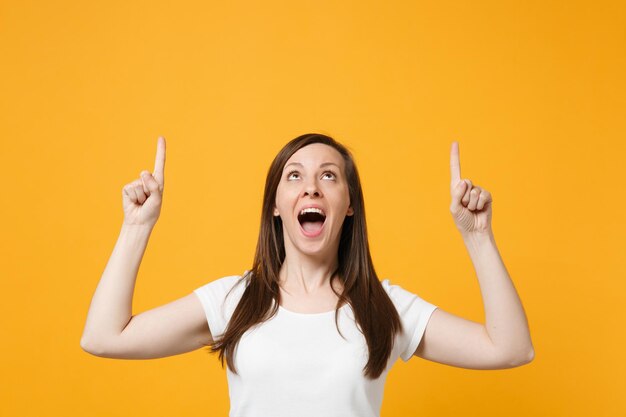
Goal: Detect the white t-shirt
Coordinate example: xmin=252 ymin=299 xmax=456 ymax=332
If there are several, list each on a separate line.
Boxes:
xmin=193 ymin=273 xmax=438 ymax=417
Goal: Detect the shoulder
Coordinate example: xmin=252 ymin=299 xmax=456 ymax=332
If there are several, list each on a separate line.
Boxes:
xmin=193 ymin=271 xmax=250 ymax=303
xmin=191 ymin=271 xmax=251 ymax=338
xmin=380 ymin=278 xmax=435 ymax=315
xmin=380 ymin=278 xmax=415 ymax=301
xmin=380 ymin=278 xmax=439 ymax=362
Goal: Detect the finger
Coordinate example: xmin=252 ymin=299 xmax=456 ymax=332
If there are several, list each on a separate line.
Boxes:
xmin=127 ymin=178 xmax=145 ymax=204
xmin=133 ymin=183 xmax=147 ymax=204
xmin=124 ymin=179 xmax=142 ymax=202
xmin=450 ymin=141 xmax=461 ymax=186
xmin=450 ymin=179 xmax=468 ymax=214
xmin=141 ymin=170 xmax=162 ymax=195
xmin=123 ymin=184 xmax=137 ymax=204
xmin=461 ymin=179 xmax=473 ymax=205
xmin=477 ymin=190 xmax=491 ymax=210
xmin=139 ymin=171 xmax=150 ymax=195
xmin=153 ymin=136 xmax=166 ymax=186
xmin=467 ymin=186 xmax=481 ymax=211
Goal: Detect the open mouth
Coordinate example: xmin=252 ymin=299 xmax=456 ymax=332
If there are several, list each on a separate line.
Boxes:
xmin=297 ymin=208 xmax=326 ymax=237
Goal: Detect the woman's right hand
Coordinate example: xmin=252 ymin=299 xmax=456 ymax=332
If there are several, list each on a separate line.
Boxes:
xmin=122 ymin=136 xmax=166 ymax=228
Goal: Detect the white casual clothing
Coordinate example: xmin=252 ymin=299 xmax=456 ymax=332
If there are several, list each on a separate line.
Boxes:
xmin=193 ymin=273 xmax=438 ymax=417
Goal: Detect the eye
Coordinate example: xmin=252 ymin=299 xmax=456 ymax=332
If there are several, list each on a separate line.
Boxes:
xmin=322 ymin=170 xmax=337 ymax=180
xmin=286 ymin=170 xmax=336 ymax=181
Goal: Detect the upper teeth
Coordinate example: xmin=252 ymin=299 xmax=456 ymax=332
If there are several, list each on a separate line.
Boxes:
xmin=300 ymin=207 xmax=325 ymax=216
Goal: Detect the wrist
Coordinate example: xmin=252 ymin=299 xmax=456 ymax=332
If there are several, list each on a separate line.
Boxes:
xmin=120 ymin=222 xmax=154 ymax=238
xmin=461 ymin=229 xmax=495 ymax=245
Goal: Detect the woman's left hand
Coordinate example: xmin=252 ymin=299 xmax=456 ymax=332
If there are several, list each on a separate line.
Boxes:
xmin=449 ymin=141 xmax=493 ymax=235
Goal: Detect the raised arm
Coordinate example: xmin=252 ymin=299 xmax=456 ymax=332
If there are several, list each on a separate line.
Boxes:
xmin=413 ymin=142 xmax=534 ymax=369
xmin=80 ymin=137 xmax=213 ymax=359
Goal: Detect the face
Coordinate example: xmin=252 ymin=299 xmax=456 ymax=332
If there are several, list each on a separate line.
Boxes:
xmin=274 ymin=143 xmax=354 ymax=257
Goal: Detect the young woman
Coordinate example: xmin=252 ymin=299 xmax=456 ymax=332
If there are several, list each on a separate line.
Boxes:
xmin=81 ymin=133 xmax=534 ymax=417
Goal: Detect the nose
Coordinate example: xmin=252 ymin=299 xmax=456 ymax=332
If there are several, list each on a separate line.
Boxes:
xmin=302 ymin=178 xmax=322 ymax=198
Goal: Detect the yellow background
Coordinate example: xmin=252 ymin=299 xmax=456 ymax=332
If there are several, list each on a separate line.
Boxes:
xmin=1 ymin=1 xmax=624 ymax=416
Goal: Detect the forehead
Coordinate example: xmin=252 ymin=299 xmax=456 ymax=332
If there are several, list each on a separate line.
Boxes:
xmin=284 ymin=143 xmax=345 ymax=168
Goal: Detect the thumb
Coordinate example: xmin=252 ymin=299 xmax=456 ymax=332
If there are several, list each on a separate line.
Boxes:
xmin=450 ymin=179 xmax=467 ymax=214
xmin=140 ymin=170 xmax=161 ymax=194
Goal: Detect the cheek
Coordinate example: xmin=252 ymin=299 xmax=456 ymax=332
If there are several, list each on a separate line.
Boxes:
xmin=275 ymin=185 xmax=286 ymax=203
xmin=274 ymin=188 xmax=296 ymax=210
xmin=332 ymin=187 xmax=351 ymax=206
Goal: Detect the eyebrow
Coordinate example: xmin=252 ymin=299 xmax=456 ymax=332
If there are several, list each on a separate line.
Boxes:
xmin=283 ymin=162 xmax=340 ymax=170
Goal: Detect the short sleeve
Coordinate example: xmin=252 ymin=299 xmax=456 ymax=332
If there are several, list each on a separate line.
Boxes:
xmin=192 ymin=273 xmax=248 ymax=339
xmin=381 ymin=279 xmax=438 ymax=362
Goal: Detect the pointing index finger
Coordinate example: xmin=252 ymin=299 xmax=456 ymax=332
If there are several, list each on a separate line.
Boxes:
xmin=450 ymin=141 xmax=461 ymax=184
xmin=153 ymin=136 xmax=166 ymax=185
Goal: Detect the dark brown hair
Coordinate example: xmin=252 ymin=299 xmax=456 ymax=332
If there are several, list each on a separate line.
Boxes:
xmin=206 ymin=133 xmax=403 ymax=379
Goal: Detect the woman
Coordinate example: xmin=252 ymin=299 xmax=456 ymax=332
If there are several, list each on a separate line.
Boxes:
xmin=81 ymin=133 xmax=534 ymax=417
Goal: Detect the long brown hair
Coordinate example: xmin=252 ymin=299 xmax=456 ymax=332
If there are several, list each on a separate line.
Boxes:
xmin=206 ymin=133 xmax=403 ymax=379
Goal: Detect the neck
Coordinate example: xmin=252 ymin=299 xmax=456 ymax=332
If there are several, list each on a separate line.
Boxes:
xmin=278 ymin=253 xmax=339 ymax=295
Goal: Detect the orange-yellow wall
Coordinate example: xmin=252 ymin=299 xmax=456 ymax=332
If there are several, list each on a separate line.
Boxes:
xmin=1 ymin=1 xmax=624 ymax=416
